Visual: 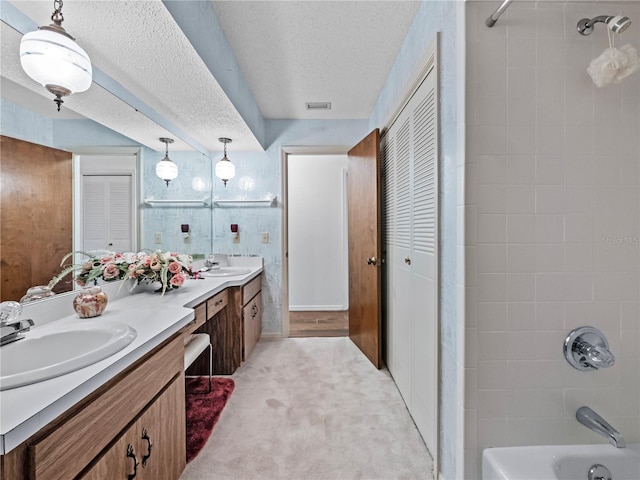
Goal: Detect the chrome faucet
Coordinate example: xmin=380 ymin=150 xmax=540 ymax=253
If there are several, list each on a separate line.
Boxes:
xmin=564 ymin=327 xmax=615 ymax=371
xmin=576 ymin=406 xmax=626 ymax=448
xmin=0 ymin=301 xmax=34 ymax=346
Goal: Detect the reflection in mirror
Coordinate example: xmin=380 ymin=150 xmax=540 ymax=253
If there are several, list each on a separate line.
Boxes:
xmin=0 ymin=135 xmax=73 ymax=302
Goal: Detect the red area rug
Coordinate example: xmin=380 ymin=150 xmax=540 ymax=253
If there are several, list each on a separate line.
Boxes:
xmin=185 ymin=376 xmax=235 ymax=463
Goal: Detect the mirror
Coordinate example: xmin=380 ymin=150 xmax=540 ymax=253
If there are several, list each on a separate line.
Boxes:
xmin=0 ymin=84 xmax=142 ymax=303
xmin=0 ymin=133 xmax=74 ymax=302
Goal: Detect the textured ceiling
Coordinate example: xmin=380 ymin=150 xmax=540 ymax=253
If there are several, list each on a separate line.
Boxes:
xmin=1 ymin=1 xmax=421 ymax=152
xmin=212 ymin=1 xmax=421 ymax=119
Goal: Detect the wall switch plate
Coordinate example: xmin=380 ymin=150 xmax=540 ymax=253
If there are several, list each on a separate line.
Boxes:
xmin=261 ymin=232 xmax=269 ymax=243
xmin=154 ymin=232 xmax=162 ymax=244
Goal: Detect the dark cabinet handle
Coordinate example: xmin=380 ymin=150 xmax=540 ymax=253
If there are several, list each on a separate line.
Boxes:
xmin=215 ymin=298 xmax=224 ymax=306
xmin=141 ymin=428 xmax=153 ymax=467
xmin=126 ymin=444 xmax=138 ymax=479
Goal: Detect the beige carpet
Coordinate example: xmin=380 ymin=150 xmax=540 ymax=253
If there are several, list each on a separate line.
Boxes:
xmin=180 ymin=337 xmax=434 ymax=480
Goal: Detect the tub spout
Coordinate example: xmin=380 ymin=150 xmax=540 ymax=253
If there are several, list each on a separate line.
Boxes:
xmin=576 ymin=406 xmax=626 ymax=448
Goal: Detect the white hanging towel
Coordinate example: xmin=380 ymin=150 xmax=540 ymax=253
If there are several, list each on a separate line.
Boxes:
xmin=587 ymin=44 xmax=640 ymax=88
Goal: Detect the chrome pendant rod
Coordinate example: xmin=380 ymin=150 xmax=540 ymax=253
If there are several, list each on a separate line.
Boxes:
xmin=486 ymin=0 xmax=514 ymax=27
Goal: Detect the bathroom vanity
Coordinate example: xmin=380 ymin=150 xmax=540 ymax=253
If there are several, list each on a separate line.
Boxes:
xmin=0 ymin=259 xmax=263 ymax=479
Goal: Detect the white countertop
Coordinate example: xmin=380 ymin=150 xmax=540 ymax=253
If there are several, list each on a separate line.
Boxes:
xmin=0 ymin=261 xmax=263 ymax=455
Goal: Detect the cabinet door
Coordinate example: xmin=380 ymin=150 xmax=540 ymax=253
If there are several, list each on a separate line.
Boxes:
xmin=81 ymin=425 xmax=140 ymax=479
xmin=81 ymin=376 xmax=185 ymax=480
xmin=137 ymin=375 xmax=186 ymax=479
xmin=242 ymin=291 xmax=262 ymax=361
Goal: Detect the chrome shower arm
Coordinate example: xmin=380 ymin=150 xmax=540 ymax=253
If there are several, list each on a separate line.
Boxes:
xmin=578 ymin=15 xmax=632 ymax=35
xmin=486 ymin=0 xmax=514 ymax=28
xmin=577 ymin=16 xmax=613 ymax=35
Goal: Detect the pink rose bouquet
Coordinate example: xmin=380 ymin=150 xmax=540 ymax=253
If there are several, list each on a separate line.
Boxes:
xmin=123 ymin=251 xmax=192 ymax=294
xmin=48 ymin=250 xmax=192 ymax=295
xmin=49 ymin=251 xmax=130 ymax=288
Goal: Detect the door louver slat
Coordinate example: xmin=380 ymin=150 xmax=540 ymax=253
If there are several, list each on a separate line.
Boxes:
xmin=412 ymin=88 xmax=437 ymax=254
xmin=396 ymin=119 xmax=411 ymax=249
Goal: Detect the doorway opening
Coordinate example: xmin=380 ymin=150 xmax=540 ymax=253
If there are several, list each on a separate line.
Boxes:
xmin=280 ymin=146 xmax=351 ymax=338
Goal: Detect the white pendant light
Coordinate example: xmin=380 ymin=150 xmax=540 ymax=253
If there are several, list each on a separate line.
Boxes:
xmin=156 ymin=138 xmax=178 ymax=187
xmin=215 ymin=138 xmax=235 ymax=187
xmin=19 ymin=0 xmax=92 ymax=111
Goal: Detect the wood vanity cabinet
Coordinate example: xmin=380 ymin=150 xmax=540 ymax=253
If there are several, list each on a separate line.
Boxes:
xmin=0 ymin=334 xmax=186 ymax=480
xmin=187 ymin=273 xmax=263 ymax=375
xmin=81 ymin=374 xmax=184 ymax=479
xmin=242 ymin=275 xmax=263 ymax=361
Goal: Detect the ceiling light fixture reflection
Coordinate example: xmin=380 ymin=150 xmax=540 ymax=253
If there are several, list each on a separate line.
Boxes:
xmin=19 ymin=0 xmax=92 ymax=111
xmin=156 ymin=137 xmax=178 ymax=187
xmin=215 ymin=138 xmax=235 ymax=187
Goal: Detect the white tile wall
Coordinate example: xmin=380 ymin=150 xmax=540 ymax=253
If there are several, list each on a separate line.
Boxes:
xmin=464 ymin=1 xmax=640 ymax=478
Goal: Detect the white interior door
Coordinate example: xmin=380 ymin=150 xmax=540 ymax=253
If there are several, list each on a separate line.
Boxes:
xmin=381 ymin=44 xmax=439 ymax=457
xmin=82 ymin=175 xmax=134 ymax=252
xmin=409 ymin=77 xmax=438 ymax=453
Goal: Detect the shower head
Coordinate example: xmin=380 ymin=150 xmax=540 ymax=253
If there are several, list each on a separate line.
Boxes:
xmin=608 ymin=15 xmax=631 ymax=34
xmin=577 ymin=15 xmax=632 ymax=35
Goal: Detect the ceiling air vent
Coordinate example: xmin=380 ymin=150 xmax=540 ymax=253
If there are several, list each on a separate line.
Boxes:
xmin=305 ymin=102 xmax=331 ymax=110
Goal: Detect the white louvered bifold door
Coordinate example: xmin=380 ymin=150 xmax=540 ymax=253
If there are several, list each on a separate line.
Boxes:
xmin=381 ymin=46 xmax=439 ymax=457
xmin=409 ymin=69 xmax=438 ymax=456
xmin=381 ymin=134 xmax=397 ymax=383
xmin=82 ymin=175 xmax=134 ymax=252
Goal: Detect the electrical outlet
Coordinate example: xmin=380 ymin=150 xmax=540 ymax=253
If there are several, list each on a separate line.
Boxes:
xmin=154 ymin=232 xmax=162 ymax=244
xmin=261 ymin=232 xmax=269 ymax=244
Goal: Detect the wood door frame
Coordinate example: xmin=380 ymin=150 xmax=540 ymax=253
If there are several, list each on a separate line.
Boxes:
xmin=280 ymin=145 xmax=351 ymax=338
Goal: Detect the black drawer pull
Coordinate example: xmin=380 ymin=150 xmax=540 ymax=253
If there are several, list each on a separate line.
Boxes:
xmin=141 ymin=428 xmax=153 ymax=467
xmin=126 ymin=444 xmax=138 ymax=479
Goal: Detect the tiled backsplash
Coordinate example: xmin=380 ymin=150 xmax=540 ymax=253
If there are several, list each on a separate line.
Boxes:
xmin=465 ymin=1 xmax=640 ymax=478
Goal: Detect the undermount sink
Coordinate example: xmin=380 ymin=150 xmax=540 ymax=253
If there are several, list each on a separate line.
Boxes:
xmin=0 ymin=322 xmax=137 ymax=390
xmin=203 ymin=267 xmax=252 ymax=277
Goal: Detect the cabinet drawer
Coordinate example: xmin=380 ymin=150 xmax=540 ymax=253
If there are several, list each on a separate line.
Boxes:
xmin=194 ymin=302 xmax=207 ymax=329
xmin=180 ymin=302 xmax=206 ymax=339
xmin=242 ymin=274 xmax=262 ymax=305
xmin=207 ymin=289 xmax=228 ymax=319
xmin=29 ymin=335 xmax=183 ymax=480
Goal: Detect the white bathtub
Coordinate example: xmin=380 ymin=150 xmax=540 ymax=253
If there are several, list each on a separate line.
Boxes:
xmin=482 ymin=443 xmax=640 ymax=480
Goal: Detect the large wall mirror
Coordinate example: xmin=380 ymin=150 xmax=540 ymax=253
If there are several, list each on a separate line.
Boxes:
xmin=0 ymin=132 xmax=140 ymax=303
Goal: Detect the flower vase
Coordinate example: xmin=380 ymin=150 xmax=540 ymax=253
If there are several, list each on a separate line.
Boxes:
xmin=73 ymin=286 xmax=108 ymax=318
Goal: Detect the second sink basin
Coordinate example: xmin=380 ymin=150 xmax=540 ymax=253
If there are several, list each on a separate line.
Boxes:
xmin=0 ymin=322 xmax=137 ymax=390
xmin=203 ymin=267 xmax=252 ymax=277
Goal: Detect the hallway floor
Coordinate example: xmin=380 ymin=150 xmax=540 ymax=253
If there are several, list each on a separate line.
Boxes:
xmin=289 ymin=310 xmax=349 ymax=337
xmin=180 ymin=337 xmax=434 ymax=480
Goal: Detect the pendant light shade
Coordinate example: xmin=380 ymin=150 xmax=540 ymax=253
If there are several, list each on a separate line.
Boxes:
xmin=19 ymin=0 xmax=92 ymax=111
xmin=215 ymin=138 xmax=235 ymax=187
xmin=156 ymin=138 xmax=178 ymax=187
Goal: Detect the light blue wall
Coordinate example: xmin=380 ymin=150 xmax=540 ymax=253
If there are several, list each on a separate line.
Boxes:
xmin=369 ymin=1 xmax=460 ymax=477
xmin=1 ymin=99 xmax=54 ymax=147
xmin=140 ymin=119 xmax=369 ymax=335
